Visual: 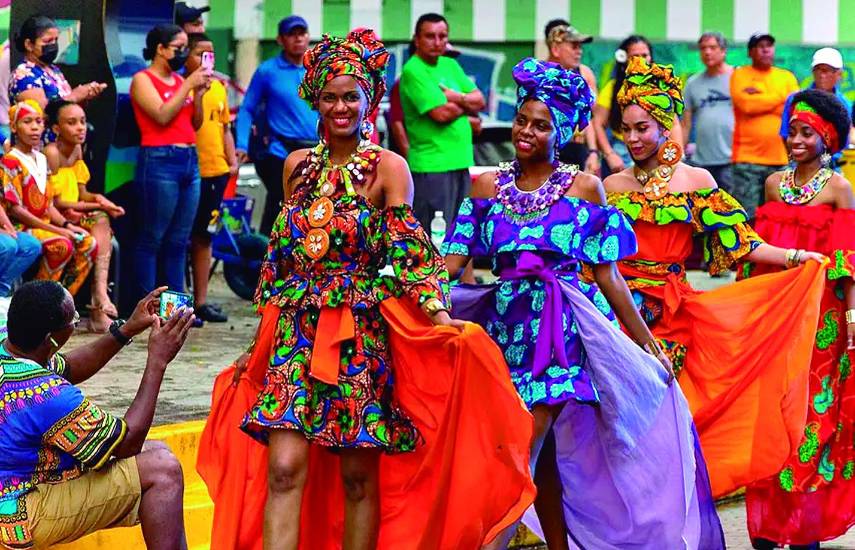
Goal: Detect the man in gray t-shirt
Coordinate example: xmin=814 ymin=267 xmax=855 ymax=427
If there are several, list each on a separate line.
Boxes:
xmin=682 ymin=32 xmax=734 ymax=191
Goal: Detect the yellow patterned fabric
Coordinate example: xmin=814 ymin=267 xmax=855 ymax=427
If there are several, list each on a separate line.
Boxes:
xmin=616 ymin=57 xmax=684 ymax=130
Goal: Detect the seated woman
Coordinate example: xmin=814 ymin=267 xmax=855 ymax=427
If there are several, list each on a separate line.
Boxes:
xmin=1 ymin=100 xmax=95 ymax=295
xmin=45 ymin=100 xmax=124 ymax=332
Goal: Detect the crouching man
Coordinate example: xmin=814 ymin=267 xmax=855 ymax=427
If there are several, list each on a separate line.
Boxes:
xmin=0 ymin=281 xmax=194 ymax=549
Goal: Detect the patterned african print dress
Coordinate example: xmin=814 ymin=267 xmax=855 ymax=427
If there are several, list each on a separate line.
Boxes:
xmin=198 ymin=146 xmax=537 ymax=550
xmin=743 ymin=201 xmax=855 ymax=545
xmin=608 ymin=188 xmax=829 ymax=498
xmin=443 ymin=177 xmax=724 ymax=549
xmin=0 ymin=148 xmax=95 ymax=295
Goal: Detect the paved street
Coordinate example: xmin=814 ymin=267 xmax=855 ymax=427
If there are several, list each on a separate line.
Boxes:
xmin=67 ymin=271 xmax=855 ymax=549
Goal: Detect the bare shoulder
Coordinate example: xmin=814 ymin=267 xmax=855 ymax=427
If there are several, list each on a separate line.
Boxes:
xmin=829 ymin=172 xmax=855 ymax=208
xmin=471 ymin=170 xmax=497 ymax=199
xmin=765 ymin=169 xmax=784 ymax=190
xmin=570 ymin=171 xmax=606 ymax=205
xmin=602 ymin=168 xmax=638 ymax=193
xmin=284 ymin=148 xmax=311 ymax=173
xmin=681 ymin=164 xmax=718 ymax=191
xmin=377 ymin=148 xmax=409 ymax=175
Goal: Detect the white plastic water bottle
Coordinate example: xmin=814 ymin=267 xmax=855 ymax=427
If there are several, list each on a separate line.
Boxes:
xmin=430 ymin=211 xmax=446 ymax=250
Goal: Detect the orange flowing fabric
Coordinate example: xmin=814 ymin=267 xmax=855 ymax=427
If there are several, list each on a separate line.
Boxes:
xmin=650 ymin=260 xmax=827 ymax=497
xmin=197 ymin=298 xmax=535 ymax=550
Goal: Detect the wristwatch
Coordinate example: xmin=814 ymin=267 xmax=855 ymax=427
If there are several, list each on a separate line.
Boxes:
xmin=109 ymin=319 xmax=133 ymax=346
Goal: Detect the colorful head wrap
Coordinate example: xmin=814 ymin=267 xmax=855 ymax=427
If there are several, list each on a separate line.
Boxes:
xmin=617 ymin=57 xmax=684 ymax=130
xmin=512 ymin=57 xmax=594 ymax=149
xmin=9 ymin=99 xmax=43 ymax=127
xmin=790 ymin=100 xmax=841 ymax=153
xmin=299 ymin=28 xmax=389 ymax=116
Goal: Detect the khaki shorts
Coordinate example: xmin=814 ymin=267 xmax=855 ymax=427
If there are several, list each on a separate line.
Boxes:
xmin=25 ymin=457 xmax=141 ymax=548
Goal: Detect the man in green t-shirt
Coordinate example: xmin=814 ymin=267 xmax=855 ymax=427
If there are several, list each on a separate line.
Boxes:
xmin=400 ymin=13 xmax=485 ymax=231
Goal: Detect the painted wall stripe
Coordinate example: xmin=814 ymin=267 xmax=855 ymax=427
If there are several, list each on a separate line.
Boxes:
xmin=536 ymin=0 xmax=569 ymax=42
xmin=600 ymin=0 xmax=635 ymax=39
xmin=473 ymin=0 xmax=506 ymax=41
xmin=323 ymin=0 xmax=351 ymax=37
xmin=840 ymin=0 xmax=855 ymax=44
xmin=801 ymin=0 xmax=837 ymax=45
xmin=208 ymin=0 xmax=237 ymax=30
xmin=412 ymin=0 xmax=444 ymax=29
xmin=234 ymin=0 xmax=263 ymax=39
xmin=700 ymin=0 xmax=733 ymax=37
xmin=352 ymin=0 xmax=382 ymax=34
xmin=506 ymin=0 xmax=536 ymax=41
xmin=262 ymin=0 xmax=286 ymax=39
xmin=445 ymin=0 xmax=474 ymax=41
xmin=666 ymin=0 xmax=701 ymax=41
xmin=769 ymin=0 xmax=802 ymax=43
xmin=635 ymin=0 xmax=667 ymax=40
xmin=383 ymin=0 xmax=412 ymax=41
xmin=293 ymin=0 xmax=324 ymax=36
xmin=733 ymin=0 xmax=769 ymax=41
xmin=570 ymin=0 xmax=601 ymax=39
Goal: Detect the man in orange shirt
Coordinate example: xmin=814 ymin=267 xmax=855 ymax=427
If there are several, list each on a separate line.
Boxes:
xmin=730 ymin=33 xmax=799 ymax=218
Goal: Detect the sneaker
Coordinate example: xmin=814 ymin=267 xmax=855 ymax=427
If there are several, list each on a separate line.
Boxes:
xmin=752 ymin=539 xmax=778 ymax=550
xmin=196 ymin=303 xmax=228 ymax=323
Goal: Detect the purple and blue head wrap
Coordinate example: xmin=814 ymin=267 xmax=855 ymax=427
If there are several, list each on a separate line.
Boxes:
xmin=512 ymin=57 xmax=594 ymax=148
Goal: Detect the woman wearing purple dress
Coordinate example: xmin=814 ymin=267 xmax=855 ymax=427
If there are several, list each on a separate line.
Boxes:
xmin=443 ymin=57 xmax=724 ymax=549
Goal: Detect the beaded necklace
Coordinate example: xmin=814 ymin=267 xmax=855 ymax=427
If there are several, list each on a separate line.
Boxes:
xmin=300 ymin=139 xmax=382 ymax=260
xmin=778 ymin=166 xmax=833 ymax=205
xmin=302 ymin=140 xmax=382 ymax=198
xmin=495 ymin=160 xmax=578 ymax=223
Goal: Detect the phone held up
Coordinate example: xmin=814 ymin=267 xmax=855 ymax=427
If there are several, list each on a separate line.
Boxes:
xmin=201 ymin=51 xmax=215 ymax=73
xmin=159 ymin=290 xmax=194 ymax=320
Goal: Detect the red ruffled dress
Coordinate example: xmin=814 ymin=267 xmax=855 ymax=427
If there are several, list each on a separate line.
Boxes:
xmin=743 ymin=201 xmax=855 ymax=545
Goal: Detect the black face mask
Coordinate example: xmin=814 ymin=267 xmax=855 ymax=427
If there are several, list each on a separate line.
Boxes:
xmin=168 ymin=49 xmax=189 ymax=71
xmin=38 ymin=43 xmax=59 ymax=64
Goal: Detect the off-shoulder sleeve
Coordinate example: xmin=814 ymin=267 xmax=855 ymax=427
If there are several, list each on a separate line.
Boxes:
xmin=570 ymin=203 xmax=638 ymax=264
xmin=1 ymin=156 xmax=24 ymax=207
xmin=440 ymin=197 xmax=491 ymax=257
xmin=692 ymin=189 xmax=763 ymax=275
xmin=383 ymin=204 xmax=451 ymax=308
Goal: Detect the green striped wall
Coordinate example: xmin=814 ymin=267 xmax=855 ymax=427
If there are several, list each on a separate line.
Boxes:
xmin=209 ymin=0 xmax=855 ymax=45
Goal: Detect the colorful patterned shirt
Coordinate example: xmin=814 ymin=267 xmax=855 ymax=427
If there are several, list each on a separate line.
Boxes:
xmin=8 ymin=61 xmax=72 ymax=106
xmin=0 ymin=345 xmax=126 ymax=548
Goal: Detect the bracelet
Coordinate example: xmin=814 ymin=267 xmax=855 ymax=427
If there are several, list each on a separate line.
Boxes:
xmin=641 ymin=338 xmax=663 ymax=356
xmin=422 ymin=298 xmax=448 ymax=317
xmin=846 ymin=310 xmax=855 ymax=325
xmin=785 ymin=248 xmax=803 ymax=268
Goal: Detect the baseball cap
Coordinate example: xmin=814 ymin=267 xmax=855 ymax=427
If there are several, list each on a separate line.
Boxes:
xmin=174 ymin=2 xmax=210 ymax=26
xmin=278 ymin=15 xmax=309 ymax=35
xmin=747 ymin=32 xmax=775 ymax=51
xmin=547 ymin=25 xmax=593 ymax=45
xmin=812 ymin=47 xmax=843 ymax=70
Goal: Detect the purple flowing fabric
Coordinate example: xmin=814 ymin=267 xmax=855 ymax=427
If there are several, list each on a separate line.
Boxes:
xmin=452 ymin=276 xmax=725 ymax=549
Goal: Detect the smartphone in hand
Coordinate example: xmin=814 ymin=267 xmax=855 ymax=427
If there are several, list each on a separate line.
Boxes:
xmin=159 ymin=290 xmax=194 ymax=320
xmin=201 ymin=51 xmax=215 ymax=73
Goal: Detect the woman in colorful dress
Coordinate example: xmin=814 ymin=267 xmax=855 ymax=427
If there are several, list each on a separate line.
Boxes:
xmin=196 ymin=30 xmax=535 ymax=550
xmin=10 ymin=15 xmax=106 ymax=108
xmin=1 ymin=100 xmax=95 ymax=295
xmin=603 ymin=57 xmax=828 ymax=498
xmin=46 ymin=99 xmax=124 ymax=332
xmin=443 ymin=57 xmax=724 ymax=550
xmin=742 ymin=89 xmax=855 ymax=550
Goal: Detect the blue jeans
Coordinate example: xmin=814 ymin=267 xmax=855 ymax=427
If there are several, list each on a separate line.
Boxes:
xmin=133 ymin=146 xmax=200 ymax=297
xmin=0 ymin=232 xmax=41 ymax=297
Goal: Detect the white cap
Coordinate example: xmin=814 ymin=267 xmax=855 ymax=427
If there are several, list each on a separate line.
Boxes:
xmin=812 ymin=47 xmax=843 ymax=70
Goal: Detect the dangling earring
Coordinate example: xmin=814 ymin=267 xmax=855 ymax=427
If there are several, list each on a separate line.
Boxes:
xmin=359 ymin=119 xmax=374 ymax=146
xmin=820 ymin=150 xmax=832 ymax=168
xmin=657 ymin=132 xmax=682 ymax=167
xmin=317 ymin=119 xmax=329 ymax=145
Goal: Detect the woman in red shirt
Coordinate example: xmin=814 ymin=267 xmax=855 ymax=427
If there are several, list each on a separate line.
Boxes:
xmin=130 ymin=24 xmax=209 ymax=302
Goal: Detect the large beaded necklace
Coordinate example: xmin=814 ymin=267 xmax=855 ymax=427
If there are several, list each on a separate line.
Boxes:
xmin=778 ymin=166 xmax=833 ymax=205
xmin=300 ymin=140 xmax=382 ymax=260
xmin=495 ymin=160 xmax=578 ymax=223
